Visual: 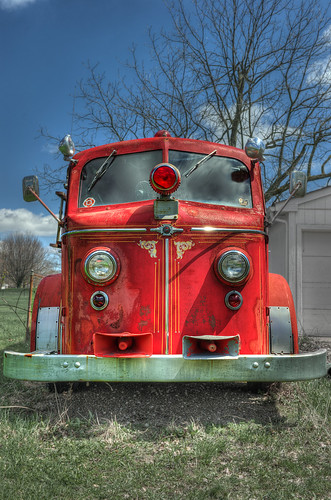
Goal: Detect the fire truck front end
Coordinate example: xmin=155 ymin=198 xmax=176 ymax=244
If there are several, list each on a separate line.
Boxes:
xmin=3 ymin=133 xmax=328 ymax=383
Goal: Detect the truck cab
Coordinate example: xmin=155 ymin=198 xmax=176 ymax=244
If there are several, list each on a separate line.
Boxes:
xmin=3 ymin=132 xmax=327 ymax=383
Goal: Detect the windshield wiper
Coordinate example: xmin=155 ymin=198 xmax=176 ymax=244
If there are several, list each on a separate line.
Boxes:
xmin=88 ymin=149 xmax=117 ymax=192
xmin=184 ymin=150 xmax=217 ymax=178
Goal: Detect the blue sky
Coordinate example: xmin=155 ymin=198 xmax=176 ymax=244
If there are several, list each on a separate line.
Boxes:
xmin=1 ymin=0 xmax=170 ymax=246
xmin=1 ymin=0 xmax=330 ymax=250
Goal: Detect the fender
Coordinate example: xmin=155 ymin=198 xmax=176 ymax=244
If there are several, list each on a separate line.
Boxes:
xmin=269 ymin=273 xmax=299 ymax=353
xmin=30 ymin=274 xmax=61 ymax=351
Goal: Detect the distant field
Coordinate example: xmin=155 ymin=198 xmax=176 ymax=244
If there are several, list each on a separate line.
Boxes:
xmin=0 ymin=287 xmax=30 ymax=347
xmin=0 ymin=288 xmax=330 ymax=500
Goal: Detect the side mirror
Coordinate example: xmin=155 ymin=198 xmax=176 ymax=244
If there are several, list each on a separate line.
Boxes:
xmin=59 ymin=134 xmax=75 ymax=160
xmin=22 ymin=175 xmax=39 ymax=202
xmin=245 ymin=137 xmax=265 ymax=161
xmin=290 ymin=171 xmax=307 ymax=198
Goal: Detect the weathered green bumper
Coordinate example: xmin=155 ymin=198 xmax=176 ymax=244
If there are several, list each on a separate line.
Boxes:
xmin=3 ymin=349 xmax=328 ymax=382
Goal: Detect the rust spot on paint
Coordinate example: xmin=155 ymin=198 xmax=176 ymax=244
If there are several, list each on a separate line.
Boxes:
xmin=110 ymin=305 xmax=124 ymax=329
xmin=138 ymin=320 xmax=148 ymax=331
xmin=140 ymin=306 xmax=151 ymax=317
xmin=74 ymin=258 xmax=82 ymax=273
xmin=209 ymin=315 xmax=216 ymax=330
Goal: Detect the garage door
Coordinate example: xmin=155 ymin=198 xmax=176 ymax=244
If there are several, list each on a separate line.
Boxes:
xmin=302 ymin=231 xmax=331 ymax=336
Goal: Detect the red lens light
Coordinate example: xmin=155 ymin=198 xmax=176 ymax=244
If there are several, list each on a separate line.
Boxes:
xmin=154 ymin=166 xmax=176 ymax=189
xmin=94 ymin=294 xmax=105 ymax=307
xmin=228 ymin=293 xmax=241 ymax=308
xmin=225 ymin=291 xmax=243 ymax=310
xmin=150 ymin=163 xmax=181 ymax=194
xmin=90 ymin=291 xmax=108 ymax=310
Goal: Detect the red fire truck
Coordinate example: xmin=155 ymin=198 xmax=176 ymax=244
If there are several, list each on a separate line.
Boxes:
xmin=3 ymin=131 xmax=327 ymax=383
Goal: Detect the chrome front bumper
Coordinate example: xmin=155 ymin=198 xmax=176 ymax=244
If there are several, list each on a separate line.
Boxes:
xmin=3 ymin=349 xmax=328 ymax=383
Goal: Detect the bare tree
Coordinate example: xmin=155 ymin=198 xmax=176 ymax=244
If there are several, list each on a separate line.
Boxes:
xmin=44 ymin=0 xmax=331 ymax=202
xmin=0 ymin=234 xmax=55 ymax=288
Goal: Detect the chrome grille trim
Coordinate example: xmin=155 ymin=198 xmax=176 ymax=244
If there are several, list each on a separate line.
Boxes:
xmin=62 ymin=228 xmax=147 ymax=237
xmin=190 ymin=227 xmax=267 ymax=236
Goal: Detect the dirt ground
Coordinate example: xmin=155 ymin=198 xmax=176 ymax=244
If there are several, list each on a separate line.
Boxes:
xmin=29 ymin=337 xmax=330 ymax=430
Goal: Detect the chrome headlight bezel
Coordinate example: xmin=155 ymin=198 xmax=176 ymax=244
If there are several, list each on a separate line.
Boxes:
xmin=84 ymin=249 xmax=119 ymax=284
xmin=216 ymin=250 xmax=250 ymax=284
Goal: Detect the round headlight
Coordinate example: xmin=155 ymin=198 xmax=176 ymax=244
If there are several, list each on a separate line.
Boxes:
xmin=85 ymin=250 xmax=118 ymax=283
xmin=217 ymin=250 xmax=250 ymax=283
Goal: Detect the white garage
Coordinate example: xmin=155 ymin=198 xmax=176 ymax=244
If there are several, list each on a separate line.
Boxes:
xmin=268 ymin=186 xmax=331 ymax=338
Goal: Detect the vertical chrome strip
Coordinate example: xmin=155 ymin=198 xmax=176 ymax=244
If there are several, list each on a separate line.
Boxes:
xmin=165 ymin=238 xmax=170 ymax=354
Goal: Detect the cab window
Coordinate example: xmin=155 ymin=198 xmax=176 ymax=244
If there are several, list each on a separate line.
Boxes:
xmin=79 ymin=150 xmax=162 ymax=207
xmin=169 ymin=150 xmax=252 ymax=208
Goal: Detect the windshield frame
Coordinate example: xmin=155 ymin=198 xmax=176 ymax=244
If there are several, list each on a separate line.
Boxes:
xmin=77 ymin=149 xmax=252 ymax=209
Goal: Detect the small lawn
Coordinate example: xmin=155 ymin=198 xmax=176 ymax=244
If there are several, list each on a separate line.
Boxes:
xmin=0 ymin=289 xmax=329 ymax=500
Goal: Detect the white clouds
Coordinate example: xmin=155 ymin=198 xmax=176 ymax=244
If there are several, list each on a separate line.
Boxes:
xmin=0 ymin=208 xmax=57 ymax=237
xmin=307 ymin=25 xmax=331 ymax=88
xmin=322 ymin=24 xmax=331 ymax=46
xmin=307 ymin=57 xmax=331 ymax=87
xmin=200 ymin=102 xmax=274 ymax=149
xmin=42 ymin=143 xmax=60 ymax=155
xmin=0 ymin=0 xmax=39 ymax=10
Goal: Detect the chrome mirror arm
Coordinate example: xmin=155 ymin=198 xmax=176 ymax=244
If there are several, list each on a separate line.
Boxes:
xmin=27 ymin=187 xmax=64 ymax=226
xmin=266 ymin=181 xmax=302 ymax=227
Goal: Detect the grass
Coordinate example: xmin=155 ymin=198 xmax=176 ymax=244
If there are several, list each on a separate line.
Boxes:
xmin=0 ymin=289 xmax=330 ymax=500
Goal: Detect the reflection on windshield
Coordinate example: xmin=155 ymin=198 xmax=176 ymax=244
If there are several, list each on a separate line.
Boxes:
xmin=79 ymin=151 xmax=162 ymax=207
xmin=79 ymin=149 xmax=252 ymax=209
xmin=169 ymin=151 xmax=252 ymax=208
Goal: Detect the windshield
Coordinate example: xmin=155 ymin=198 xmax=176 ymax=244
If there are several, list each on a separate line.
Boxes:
xmin=79 ymin=150 xmax=162 ymax=207
xmin=79 ymin=149 xmax=252 ymax=208
xmin=168 ymin=151 xmax=252 ymax=208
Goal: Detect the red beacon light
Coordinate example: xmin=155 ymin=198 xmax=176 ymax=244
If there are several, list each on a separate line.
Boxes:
xmin=154 ymin=130 xmax=172 ymax=137
xmin=150 ymin=163 xmax=181 ymax=196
